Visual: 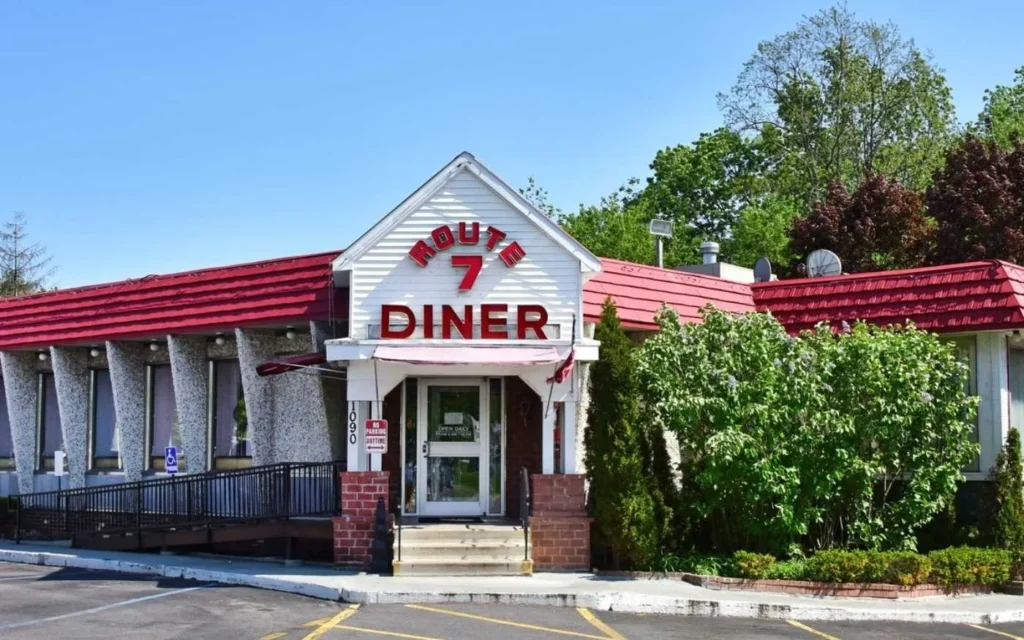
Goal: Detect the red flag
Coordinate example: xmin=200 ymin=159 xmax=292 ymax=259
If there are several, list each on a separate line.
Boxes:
xmin=546 ymin=349 xmax=575 ymax=384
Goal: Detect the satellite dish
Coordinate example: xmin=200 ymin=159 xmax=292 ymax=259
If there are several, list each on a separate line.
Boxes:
xmin=753 ymin=256 xmax=773 ymax=283
xmin=649 ymin=219 xmax=673 ymax=238
xmin=806 ymin=249 xmax=843 ymax=277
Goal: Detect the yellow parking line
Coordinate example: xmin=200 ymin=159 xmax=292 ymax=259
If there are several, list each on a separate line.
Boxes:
xmin=405 ymin=604 xmax=609 ymax=639
xmin=967 ymin=624 xmax=1024 ymax=640
xmin=335 ymin=624 xmax=443 ymax=639
xmin=577 ymin=608 xmax=627 ymax=640
xmin=301 ymin=604 xmax=360 ymax=640
xmin=302 ymin=617 xmax=331 ymax=628
xmin=258 ymin=633 xmax=288 ymax=640
xmin=786 ymin=620 xmax=841 ymax=640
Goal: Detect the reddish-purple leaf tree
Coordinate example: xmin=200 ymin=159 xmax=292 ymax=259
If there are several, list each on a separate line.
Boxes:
xmin=789 ymin=174 xmax=932 ymax=273
xmin=927 ymin=136 xmax=1024 ymax=265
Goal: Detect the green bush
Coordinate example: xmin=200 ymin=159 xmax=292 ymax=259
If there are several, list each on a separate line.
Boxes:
xmin=928 ymin=547 xmax=1010 ymax=588
xmin=764 ymin=559 xmax=808 ymax=581
xmin=806 ymin=550 xmax=872 ymax=583
xmin=993 ymin=429 xmax=1024 ymax=579
xmin=886 ymin=551 xmax=932 ymax=586
xmin=657 ymin=552 xmax=733 ymax=576
xmin=732 ymin=551 xmax=776 ymax=579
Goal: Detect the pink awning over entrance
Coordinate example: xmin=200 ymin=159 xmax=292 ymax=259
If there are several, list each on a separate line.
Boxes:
xmin=372 ymin=345 xmax=562 ymax=366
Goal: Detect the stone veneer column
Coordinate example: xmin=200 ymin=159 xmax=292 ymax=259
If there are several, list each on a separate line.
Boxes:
xmin=167 ymin=335 xmax=209 ymax=473
xmin=529 ymin=474 xmax=591 ymax=571
xmin=1 ymin=352 xmax=40 ymax=494
xmin=50 ymin=347 xmax=89 ymax=489
xmin=333 ymin=470 xmax=392 ymax=568
xmin=105 ymin=342 xmax=147 ymax=482
xmin=234 ymin=328 xmax=275 ymax=466
xmin=574 ymin=322 xmax=596 ymax=476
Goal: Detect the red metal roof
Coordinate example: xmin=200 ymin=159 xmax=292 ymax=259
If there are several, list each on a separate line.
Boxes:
xmin=0 ymin=251 xmax=344 ymax=350
xmin=752 ymin=260 xmax=1024 ymax=334
xmin=583 ymin=259 xmax=757 ymax=330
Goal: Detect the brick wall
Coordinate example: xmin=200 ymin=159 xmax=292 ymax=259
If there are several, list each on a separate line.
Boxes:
xmin=332 ymin=470 xmax=393 ymax=568
xmin=529 ymin=473 xmax=590 ymax=571
xmin=506 ymin=376 xmax=542 ymax=519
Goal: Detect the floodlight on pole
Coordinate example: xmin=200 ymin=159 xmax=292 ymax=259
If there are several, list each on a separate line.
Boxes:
xmin=649 ymin=218 xmax=673 ymax=268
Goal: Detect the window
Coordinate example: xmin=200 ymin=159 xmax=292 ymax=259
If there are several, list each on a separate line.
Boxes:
xmin=950 ymin=337 xmax=979 ymax=472
xmin=91 ymin=369 xmax=119 ymax=469
xmin=0 ymin=379 xmax=12 ymax=469
xmin=148 ymin=364 xmax=181 ymax=472
xmin=211 ymin=360 xmax=248 ymax=467
xmin=403 ymin=377 xmax=417 ymax=514
xmin=488 ymin=378 xmax=503 ymax=514
xmin=38 ymin=373 xmax=62 ymax=470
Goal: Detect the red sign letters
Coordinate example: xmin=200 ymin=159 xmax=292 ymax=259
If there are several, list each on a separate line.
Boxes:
xmin=407 ymin=223 xmax=525 ymax=291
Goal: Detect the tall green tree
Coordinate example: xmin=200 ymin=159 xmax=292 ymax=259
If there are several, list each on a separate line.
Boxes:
xmin=585 ymin=298 xmax=659 ymax=568
xmin=0 ymin=212 xmax=54 ymax=297
xmin=974 ymin=67 xmax=1024 ymax=149
xmin=719 ymin=4 xmax=956 ymax=200
xmin=559 ymin=182 xmax=656 ymax=266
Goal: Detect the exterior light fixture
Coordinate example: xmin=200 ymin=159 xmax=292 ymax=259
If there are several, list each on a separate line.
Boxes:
xmin=38 ymin=352 xmax=49 ymax=361
xmin=285 ymin=328 xmax=296 ymax=340
xmin=89 ymin=348 xmax=101 ymax=358
xmin=149 ymin=342 xmax=160 ymax=352
xmin=214 ymin=335 xmax=226 ymax=346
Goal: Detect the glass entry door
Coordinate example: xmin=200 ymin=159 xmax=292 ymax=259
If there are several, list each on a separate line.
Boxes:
xmin=417 ymin=379 xmax=488 ymax=517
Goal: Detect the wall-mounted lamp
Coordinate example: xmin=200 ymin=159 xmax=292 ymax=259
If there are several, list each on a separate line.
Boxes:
xmin=149 ymin=342 xmax=160 ymax=352
xmin=38 ymin=352 xmax=49 ymax=362
xmin=285 ymin=328 xmax=296 ymax=340
xmin=214 ymin=335 xmax=226 ymax=346
xmin=89 ymin=348 xmax=101 ymax=358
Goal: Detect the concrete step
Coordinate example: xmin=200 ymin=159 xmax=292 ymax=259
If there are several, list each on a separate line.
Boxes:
xmin=398 ymin=523 xmax=525 ymax=544
xmin=398 ymin=541 xmax=526 ymax=561
xmin=393 ymin=559 xmax=533 ymax=577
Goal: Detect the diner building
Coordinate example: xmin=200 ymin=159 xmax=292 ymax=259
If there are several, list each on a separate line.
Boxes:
xmin=1 ymin=151 xmax=1021 ymax=571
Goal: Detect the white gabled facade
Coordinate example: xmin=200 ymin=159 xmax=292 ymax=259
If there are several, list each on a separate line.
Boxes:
xmin=327 ymin=152 xmax=602 ymax=502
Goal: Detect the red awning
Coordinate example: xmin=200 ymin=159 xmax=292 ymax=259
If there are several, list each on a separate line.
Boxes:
xmin=257 ymin=352 xmax=328 ymax=376
xmin=372 ymin=345 xmax=562 ymax=366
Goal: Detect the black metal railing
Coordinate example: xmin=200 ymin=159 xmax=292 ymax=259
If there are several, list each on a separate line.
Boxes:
xmin=519 ymin=466 xmax=530 ymax=561
xmin=13 ymin=461 xmax=345 ymax=542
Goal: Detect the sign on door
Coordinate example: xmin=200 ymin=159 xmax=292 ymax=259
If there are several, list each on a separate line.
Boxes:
xmin=365 ymin=419 xmax=388 ymax=454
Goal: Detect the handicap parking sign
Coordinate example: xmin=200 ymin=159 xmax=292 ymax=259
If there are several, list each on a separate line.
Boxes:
xmin=165 ymin=446 xmax=179 ymax=474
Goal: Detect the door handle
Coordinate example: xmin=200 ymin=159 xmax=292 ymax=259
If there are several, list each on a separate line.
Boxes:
xmin=422 ymin=442 xmax=429 ymax=456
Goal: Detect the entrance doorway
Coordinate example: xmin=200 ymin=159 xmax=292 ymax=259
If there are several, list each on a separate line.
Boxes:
xmin=408 ymin=378 xmax=504 ymax=517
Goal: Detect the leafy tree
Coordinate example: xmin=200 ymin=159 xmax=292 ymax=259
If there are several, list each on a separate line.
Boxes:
xmin=0 ymin=211 xmax=54 ymax=297
xmin=789 ymin=174 xmax=932 ymax=273
xmin=719 ymin=4 xmax=956 ymax=200
xmin=725 ymin=194 xmax=801 ymax=269
xmin=519 ymin=177 xmax=561 ymax=219
xmin=584 ymin=298 xmax=659 ymax=567
xmin=559 ymin=182 xmax=656 ymax=266
xmin=974 ymin=67 xmax=1024 ymax=150
xmin=926 ymin=136 xmax=1024 ymax=265
xmin=634 ymin=306 xmax=978 ymax=553
xmin=639 ymin=129 xmax=768 ymax=265
xmin=992 ymin=428 xmax=1024 ymax=579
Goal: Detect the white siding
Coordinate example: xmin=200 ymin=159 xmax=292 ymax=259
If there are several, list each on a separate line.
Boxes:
xmin=349 ymin=169 xmax=581 ymax=340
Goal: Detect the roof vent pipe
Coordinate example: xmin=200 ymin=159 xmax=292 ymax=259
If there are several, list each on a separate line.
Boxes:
xmin=700 ymin=241 xmax=720 ymax=265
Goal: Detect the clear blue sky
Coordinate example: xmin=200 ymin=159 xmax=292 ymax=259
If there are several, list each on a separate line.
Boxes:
xmin=2 ymin=1 xmax=1022 ymax=288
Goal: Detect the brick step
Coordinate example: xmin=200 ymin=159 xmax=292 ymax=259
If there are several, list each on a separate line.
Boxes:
xmin=392 ymin=559 xmax=533 ymax=577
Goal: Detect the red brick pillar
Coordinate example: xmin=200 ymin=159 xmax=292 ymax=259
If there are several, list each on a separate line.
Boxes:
xmin=333 ymin=471 xmax=392 ymax=568
xmin=529 ymin=474 xmax=591 ymax=571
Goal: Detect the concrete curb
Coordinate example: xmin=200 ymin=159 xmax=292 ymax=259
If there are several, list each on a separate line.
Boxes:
xmin=3 ymin=548 xmax=1024 ymax=624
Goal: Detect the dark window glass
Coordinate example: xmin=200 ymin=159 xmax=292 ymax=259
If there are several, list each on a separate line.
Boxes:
xmin=404 ymin=378 xmax=417 ymax=514
xmin=92 ymin=370 xmax=118 ymax=462
xmin=488 ymin=378 xmax=503 ymax=514
xmin=150 ymin=365 xmax=178 ymax=458
xmin=0 ymin=380 xmax=12 ymax=458
xmin=213 ymin=360 xmax=247 ymax=457
xmin=39 ymin=373 xmax=62 ymax=463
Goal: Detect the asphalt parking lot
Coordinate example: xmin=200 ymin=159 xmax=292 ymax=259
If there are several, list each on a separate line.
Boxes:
xmin=4 ymin=562 xmax=1024 ymax=639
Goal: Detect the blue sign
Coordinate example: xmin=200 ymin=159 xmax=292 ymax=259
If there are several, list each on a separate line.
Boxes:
xmin=165 ymin=446 xmax=179 ymax=474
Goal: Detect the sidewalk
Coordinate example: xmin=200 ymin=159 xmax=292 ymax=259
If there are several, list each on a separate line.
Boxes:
xmin=2 ymin=542 xmax=1024 ymax=624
